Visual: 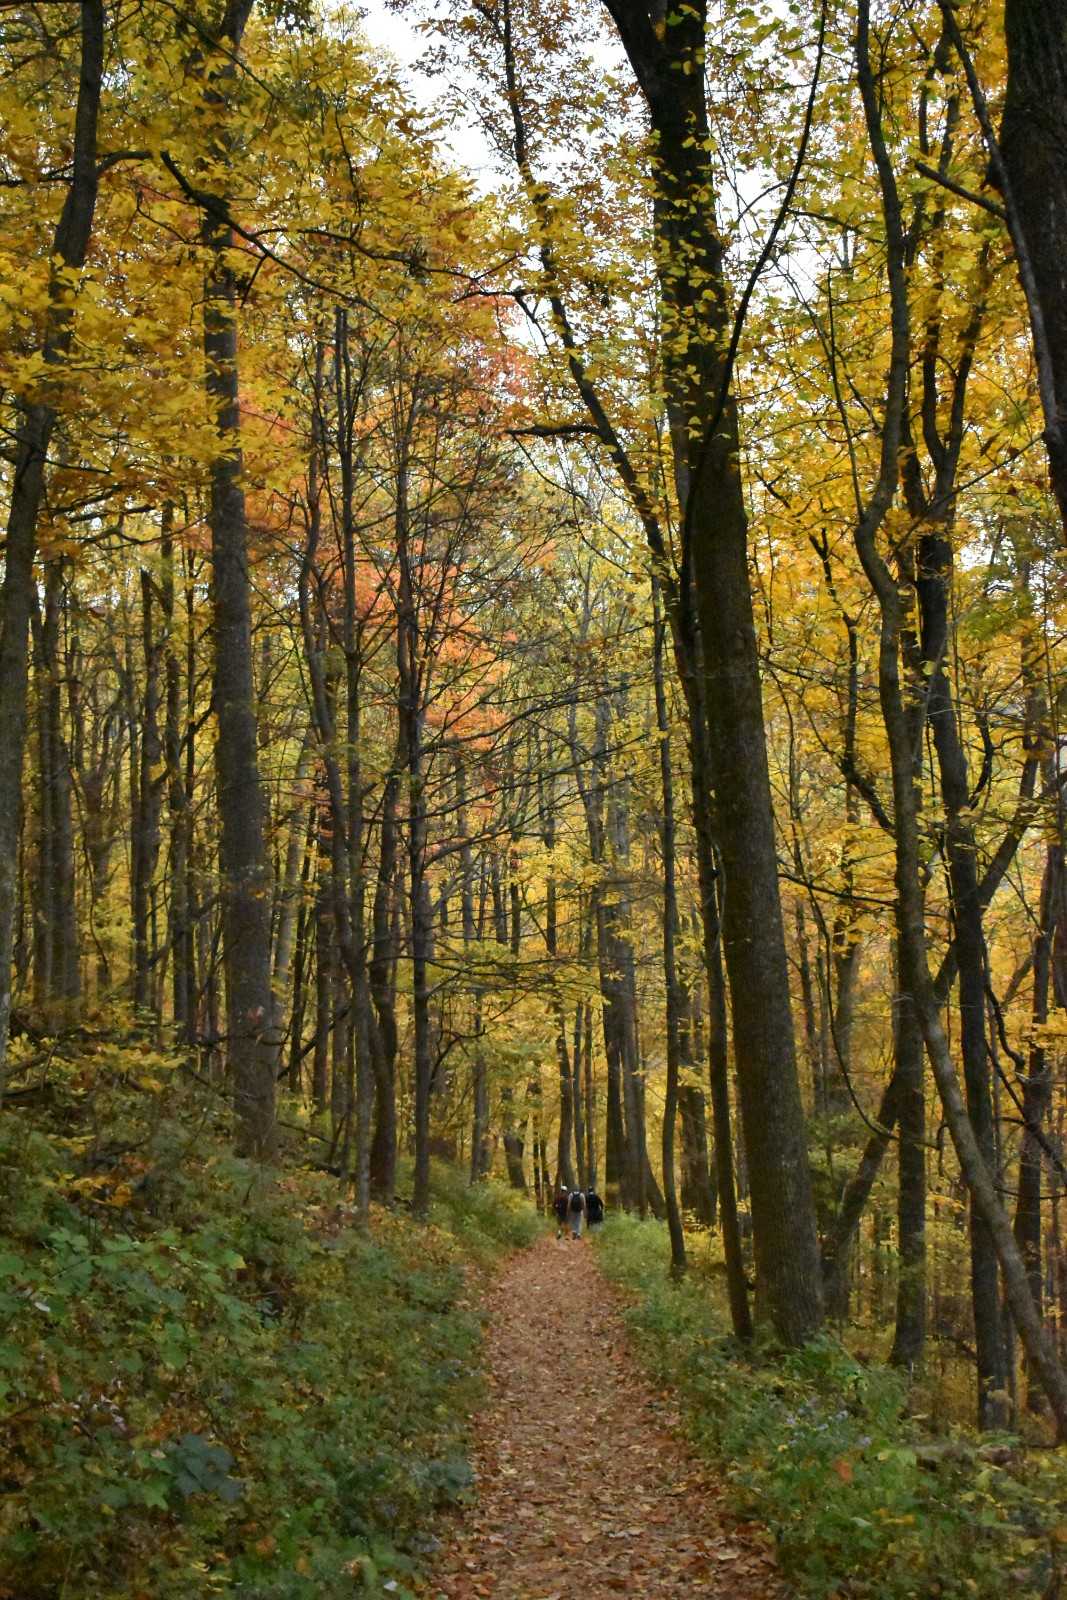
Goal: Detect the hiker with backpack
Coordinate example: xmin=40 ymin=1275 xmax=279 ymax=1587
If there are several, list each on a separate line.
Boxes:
xmin=585 ymin=1186 xmax=604 ymax=1229
xmin=567 ymin=1186 xmax=586 ymax=1239
xmin=554 ymin=1184 xmax=570 ymax=1239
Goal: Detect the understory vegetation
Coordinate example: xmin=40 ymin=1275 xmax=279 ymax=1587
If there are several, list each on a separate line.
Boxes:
xmin=0 ymin=1048 xmax=538 ymax=1600
xmin=596 ymin=1217 xmax=1067 ymax=1600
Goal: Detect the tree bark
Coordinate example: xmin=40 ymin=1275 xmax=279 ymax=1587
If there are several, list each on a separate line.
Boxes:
xmin=369 ymin=765 xmax=400 ymax=1200
xmin=890 ymin=976 xmax=926 ymax=1368
xmin=918 ymin=529 xmax=1008 ymax=1425
xmin=269 ymin=734 xmax=313 ymax=1046
xmin=600 ymin=0 xmax=821 ymax=1342
xmin=999 ymin=0 xmax=1067 ymax=529
xmin=0 ymin=0 xmax=103 ymax=1086
xmin=198 ymin=0 xmax=275 ymax=1157
xmin=1015 ymin=839 xmax=1065 ymax=1408
xmin=393 ymin=430 xmax=433 ymax=1216
xmin=312 ymin=842 xmax=333 ymax=1115
xmin=653 ymin=576 xmax=686 ymax=1274
xmin=165 ymin=532 xmax=196 ymax=1040
xmin=540 ymin=758 xmax=576 ymax=1189
xmin=133 ymin=548 xmax=167 ymax=1016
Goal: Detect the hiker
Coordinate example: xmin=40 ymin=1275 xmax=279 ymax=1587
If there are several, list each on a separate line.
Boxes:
xmin=586 ymin=1186 xmax=604 ymax=1229
xmin=567 ymin=1185 xmax=586 ymax=1239
xmin=554 ymin=1184 xmax=570 ymax=1239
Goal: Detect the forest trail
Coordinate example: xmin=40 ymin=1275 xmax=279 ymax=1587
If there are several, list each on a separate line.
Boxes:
xmin=429 ymin=1234 xmax=782 ymax=1600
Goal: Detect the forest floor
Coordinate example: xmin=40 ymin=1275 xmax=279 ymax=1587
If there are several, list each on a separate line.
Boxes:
xmin=427 ymin=1232 xmax=783 ymax=1600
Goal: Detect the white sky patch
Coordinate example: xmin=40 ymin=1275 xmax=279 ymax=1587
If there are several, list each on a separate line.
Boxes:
xmin=358 ymin=1 xmax=500 ymax=188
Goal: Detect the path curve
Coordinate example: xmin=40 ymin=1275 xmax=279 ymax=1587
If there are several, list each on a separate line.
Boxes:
xmin=430 ymin=1233 xmax=782 ymax=1600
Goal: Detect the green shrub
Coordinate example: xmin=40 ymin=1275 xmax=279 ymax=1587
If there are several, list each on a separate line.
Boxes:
xmin=0 ymin=1097 xmax=534 ymax=1600
xmin=595 ymin=1215 xmax=1067 ymax=1600
xmin=426 ymin=1160 xmax=542 ymax=1262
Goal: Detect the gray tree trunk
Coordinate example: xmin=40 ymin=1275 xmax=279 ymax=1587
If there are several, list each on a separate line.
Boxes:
xmin=0 ymin=0 xmax=104 ymax=1086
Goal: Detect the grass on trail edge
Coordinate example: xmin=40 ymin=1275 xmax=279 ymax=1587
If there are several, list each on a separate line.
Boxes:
xmin=593 ymin=1214 xmax=1067 ymax=1600
xmin=0 ymin=1092 xmax=540 ymax=1600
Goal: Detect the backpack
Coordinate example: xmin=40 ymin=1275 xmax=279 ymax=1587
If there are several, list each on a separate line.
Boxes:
xmin=569 ymin=1190 xmax=584 ymax=1214
xmin=587 ymin=1191 xmax=603 ymax=1222
xmin=554 ymin=1191 xmax=569 ymax=1218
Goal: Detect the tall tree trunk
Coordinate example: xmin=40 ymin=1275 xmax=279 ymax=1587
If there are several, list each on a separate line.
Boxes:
xmin=1015 ymin=839 xmax=1065 ymax=1409
xmin=491 ymin=852 xmax=526 ymax=1190
xmin=571 ymin=899 xmax=589 ymax=1189
xmin=583 ymin=999 xmax=596 ymax=1185
xmin=540 ymin=756 xmax=575 ymax=1189
xmin=197 ymin=0 xmax=275 ymax=1157
xmin=165 ymin=531 xmax=196 ymax=1040
xmin=670 ymin=618 xmax=751 ymax=1332
xmin=598 ymin=891 xmax=628 ymax=1207
xmin=574 ymin=691 xmax=641 ymax=1211
xmin=601 ymin=0 xmax=822 ymax=1342
xmin=678 ymin=1083 xmax=716 ymax=1227
xmin=133 ymin=547 xmax=167 ymax=1015
xmin=32 ymin=598 xmax=56 ymax=1015
xmin=270 ymin=735 xmax=313 ymax=1043
xmin=890 ymin=973 xmax=926 ymax=1368
xmin=458 ymin=765 xmax=490 ymax=1184
xmin=606 ymin=702 xmax=648 ymax=1216
xmin=334 ymin=309 xmax=373 ymax=1217
xmin=394 ymin=433 xmax=433 ymax=1216
xmin=369 ymin=766 xmax=400 ymax=1201
xmin=286 ymin=807 xmax=316 ymax=1094
xmin=916 ymin=527 xmax=1008 ymax=1426
xmin=33 ymin=562 xmax=81 ymax=1020
xmin=653 ymin=576 xmax=686 ymax=1274
xmin=312 ymin=845 xmax=333 ymax=1115
xmin=998 ymin=0 xmax=1067 ymax=530
xmin=0 ymin=0 xmax=103 ymax=1087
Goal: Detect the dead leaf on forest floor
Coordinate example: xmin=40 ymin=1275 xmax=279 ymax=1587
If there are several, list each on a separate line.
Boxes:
xmin=422 ymin=1236 xmax=783 ymax=1600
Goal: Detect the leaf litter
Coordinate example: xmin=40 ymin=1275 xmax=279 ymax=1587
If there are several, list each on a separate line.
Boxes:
xmin=425 ymin=1235 xmax=782 ymax=1600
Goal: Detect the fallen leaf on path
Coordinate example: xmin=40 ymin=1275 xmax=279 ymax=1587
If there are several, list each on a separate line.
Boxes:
xmin=425 ymin=1237 xmax=784 ymax=1600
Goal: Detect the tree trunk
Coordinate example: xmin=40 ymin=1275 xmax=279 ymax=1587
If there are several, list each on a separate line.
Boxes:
xmin=890 ymin=976 xmax=926 ymax=1368
xmin=1015 ymin=840 xmax=1065 ymax=1409
xmin=133 ymin=552 xmax=167 ymax=1016
xmin=540 ymin=760 xmax=576 ymax=1189
xmin=571 ymin=910 xmax=589 ymax=1189
xmin=32 ymin=562 xmax=81 ymax=1021
xmin=678 ymin=1083 xmax=716 ymax=1227
xmin=0 ymin=0 xmax=103 ymax=1082
xmin=369 ymin=766 xmax=400 ymax=1201
xmin=999 ymin=0 xmax=1067 ymax=529
xmin=600 ymin=0 xmax=822 ymax=1342
xmin=605 ymin=752 xmax=647 ymax=1216
xmin=312 ymin=848 xmax=332 ymax=1115
xmin=334 ymin=309 xmax=373 ymax=1217
xmin=286 ymin=807 xmax=316 ymax=1094
xmin=677 ymin=646 xmax=753 ymax=1334
xmin=652 ymin=577 xmax=686 ymax=1274
xmin=916 ymin=527 xmax=1008 ymax=1427
xmin=393 ymin=437 xmax=433 ymax=1216
xmin=198 ymin=0 xmax=275 ymax=1157
xmin=269 ymin=733 xmax=313 ymax=1044
xmin=165 ymin=533 xmax=195 ymax=1040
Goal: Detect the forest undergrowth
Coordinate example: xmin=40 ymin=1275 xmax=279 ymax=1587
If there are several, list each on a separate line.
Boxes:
xmin=595 ymin=1217 xmax=1067 ymax=1600
xmin=4 ymin=1022 xmax=1067 ymax=1600
xmin=0 ymin=1033 xmax=538 ymax=1600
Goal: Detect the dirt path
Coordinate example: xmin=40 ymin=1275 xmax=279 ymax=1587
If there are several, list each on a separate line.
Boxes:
xmin=429 ymin=1233 xmax=782 ymax=1600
